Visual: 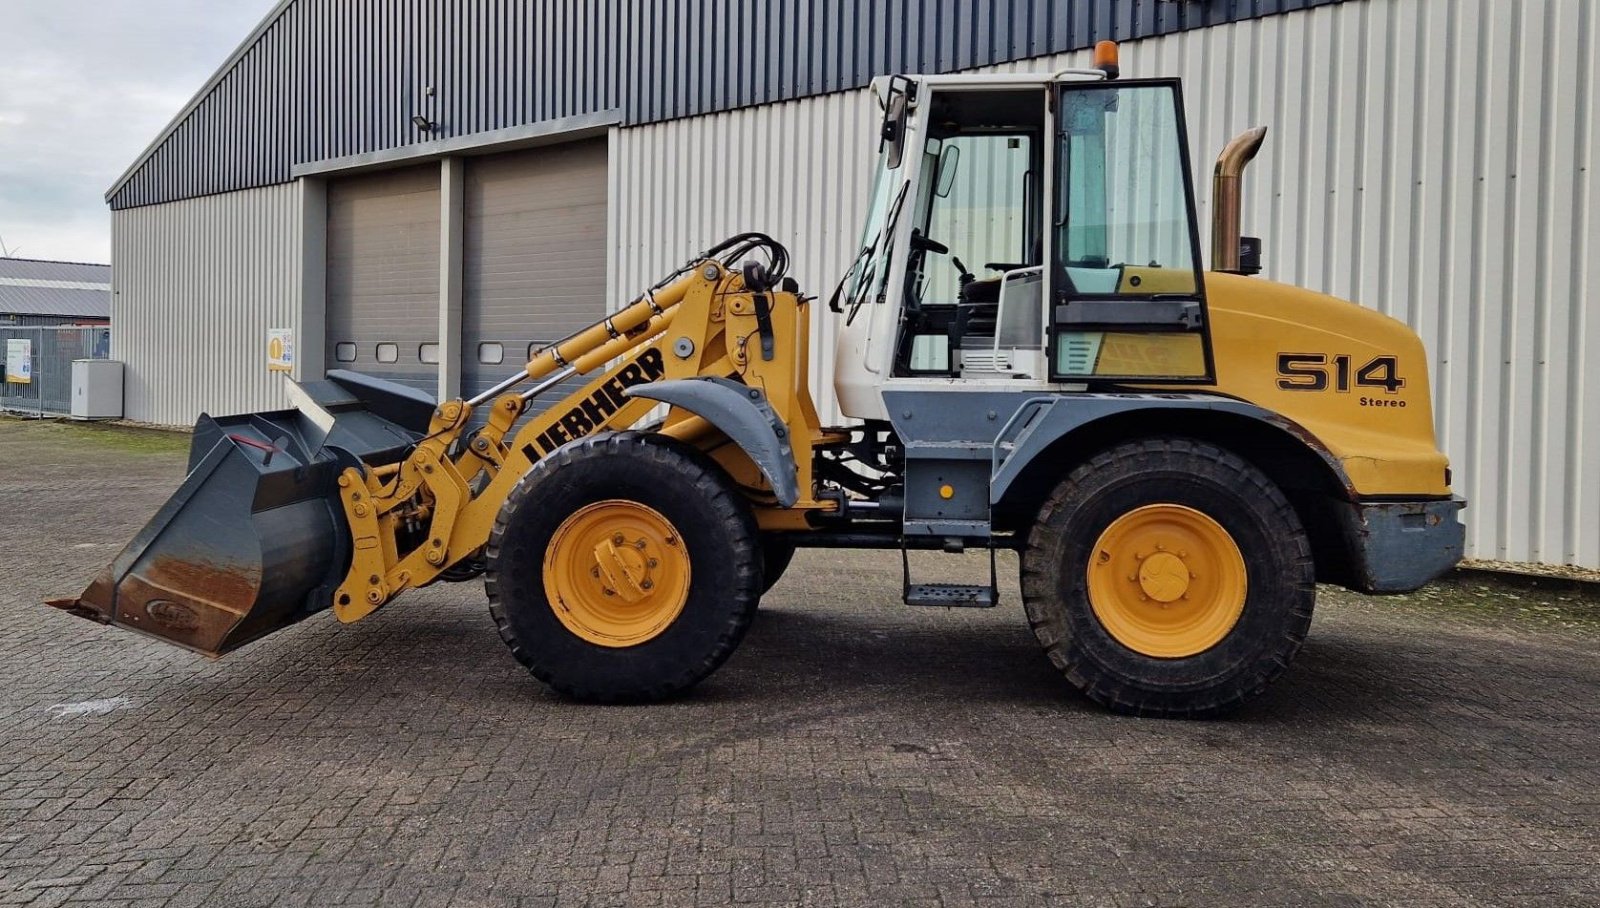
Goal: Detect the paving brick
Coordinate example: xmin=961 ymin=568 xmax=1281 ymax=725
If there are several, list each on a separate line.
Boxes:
xmin=2 ymin=419 xmax=1599 ymax=907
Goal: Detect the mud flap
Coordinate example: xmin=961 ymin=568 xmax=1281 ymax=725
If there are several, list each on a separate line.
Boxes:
xmin=48 ymin=374 xmax=429 ymax=657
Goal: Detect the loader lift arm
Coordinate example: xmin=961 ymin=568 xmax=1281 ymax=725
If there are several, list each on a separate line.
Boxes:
xmin=329 ymin=234 xmax=837 ymax=623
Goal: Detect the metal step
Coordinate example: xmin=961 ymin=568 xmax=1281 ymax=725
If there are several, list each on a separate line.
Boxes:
xmin=904 ymin=583 xmax=998 ymax=608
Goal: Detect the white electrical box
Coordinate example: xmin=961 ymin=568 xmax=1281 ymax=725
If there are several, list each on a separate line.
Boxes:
xmin=71 ymin=359 xmax=124 ymax=420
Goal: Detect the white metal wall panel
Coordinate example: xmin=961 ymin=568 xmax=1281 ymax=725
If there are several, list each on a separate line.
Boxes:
xmin=110 ymin=184 xmax=304 ymax=426
xmin=612 ymin=88 xmax=880 ymax=441
xmin=612 ymin=0 xmax=1599 ymax=569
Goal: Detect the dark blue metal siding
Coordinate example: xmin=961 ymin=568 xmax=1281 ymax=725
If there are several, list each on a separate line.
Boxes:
xmin=109 ymin=0 xmax=1349 ymax=210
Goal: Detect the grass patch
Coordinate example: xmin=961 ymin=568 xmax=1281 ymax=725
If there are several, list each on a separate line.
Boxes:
xmin=0 ymin=415 xmax=190 ymax=456
xmin=1325 ymin=570 xmax=1600 ymax=636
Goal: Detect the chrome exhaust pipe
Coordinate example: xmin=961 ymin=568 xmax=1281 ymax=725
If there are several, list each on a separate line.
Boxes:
xmin=1210 ymin=126 xmax=1268 ymax=274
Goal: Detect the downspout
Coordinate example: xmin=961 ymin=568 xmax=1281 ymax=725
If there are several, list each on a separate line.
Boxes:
xmin=1210 ymin=127 xmax=1268 ymax=274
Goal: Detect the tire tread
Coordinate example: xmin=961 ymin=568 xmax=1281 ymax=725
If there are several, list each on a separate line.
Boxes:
xmin=484 ymin=432 xmax=761 ymax=702
xmin=1020 ymin=437 xmax=1315 ymax=718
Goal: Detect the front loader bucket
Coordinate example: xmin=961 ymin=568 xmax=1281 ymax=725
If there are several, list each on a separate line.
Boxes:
xmin=49 ymin=372 xmax=431 ymax=656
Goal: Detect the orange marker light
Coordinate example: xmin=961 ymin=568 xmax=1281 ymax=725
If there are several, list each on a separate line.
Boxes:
xmin=1094 ymin=40 xmax=1120 ymax=80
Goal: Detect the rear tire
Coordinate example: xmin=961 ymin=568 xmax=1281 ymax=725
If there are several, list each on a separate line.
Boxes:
xmin=1020 ymin=438 xmax=1314 ymax=718
xmin=486 ymin=432 xmax=761 ymax=702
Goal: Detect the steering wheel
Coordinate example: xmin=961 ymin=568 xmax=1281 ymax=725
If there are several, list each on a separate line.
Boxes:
xmin=909 ymin=230 xmax=975 ymax=289
xmin=909 ymin=230 xmax=948 ymax=256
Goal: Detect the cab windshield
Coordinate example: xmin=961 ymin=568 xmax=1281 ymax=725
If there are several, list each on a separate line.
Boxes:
xmin=843 ymin=150 xmax=909 ymax=320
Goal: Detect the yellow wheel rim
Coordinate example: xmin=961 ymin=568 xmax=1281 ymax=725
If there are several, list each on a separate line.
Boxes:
xmin=1085 ymin=504 xmax=1247 ymax=659
xmin=543 ymin=500 xmax=691 ymax=648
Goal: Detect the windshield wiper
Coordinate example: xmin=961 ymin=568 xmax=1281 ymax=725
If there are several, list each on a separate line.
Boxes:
xmin=842 ymin=181 xmax=911 ymax=325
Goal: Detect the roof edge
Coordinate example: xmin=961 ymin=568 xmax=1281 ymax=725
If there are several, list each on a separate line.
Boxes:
xmin=289 ymin=109 xmax=622 ymax=179
xmin=0 ymin=256 xmax=110 ymax=269
xmin=104 ymin=0 xmax=298 ymax=204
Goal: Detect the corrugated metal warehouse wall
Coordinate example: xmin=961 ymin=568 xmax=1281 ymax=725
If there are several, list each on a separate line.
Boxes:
xmin=108 ymin=0 xmax=1345 ymax=210
xmin=613 ymin=0 xmax=1599 ymax=568
xmin=110 ymin=184 xmax=306 ymax=423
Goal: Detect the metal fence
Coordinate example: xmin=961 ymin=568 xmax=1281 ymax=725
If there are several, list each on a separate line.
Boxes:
xmin=0 ymin=326 xmax=112 ymax=417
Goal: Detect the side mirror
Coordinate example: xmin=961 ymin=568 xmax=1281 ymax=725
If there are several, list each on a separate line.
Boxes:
xmin=934 ymin=144 xmax=961 ymax=198
xmin=878 ymin=76 xmax=915 ymax=170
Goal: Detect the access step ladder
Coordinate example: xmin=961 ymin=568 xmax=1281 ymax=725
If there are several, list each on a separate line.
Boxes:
xmin=900 ymin=543 xmax=1000 ymax=608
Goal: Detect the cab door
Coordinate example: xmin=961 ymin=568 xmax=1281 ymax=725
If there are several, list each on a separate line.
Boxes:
xmin=1051 ymin=79 xmax=1214 ymax=384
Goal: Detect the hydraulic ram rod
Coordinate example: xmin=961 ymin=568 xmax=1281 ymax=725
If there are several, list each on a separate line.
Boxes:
xmin=467 ymin=267 xmax=699 ymax=407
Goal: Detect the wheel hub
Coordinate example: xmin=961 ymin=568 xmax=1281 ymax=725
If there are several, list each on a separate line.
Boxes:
xmin=1086 ymin=504 xmax=1247 ymax=658
xmin=544 ymin=500 xmax=690 ymax=648
xmin=1136 ymin=550 xmax=1191 ymax=603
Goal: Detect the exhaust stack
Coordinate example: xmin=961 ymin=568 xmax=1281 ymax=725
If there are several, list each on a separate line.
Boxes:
xmin=1210 ymin=126 xmax=1268 ymax=274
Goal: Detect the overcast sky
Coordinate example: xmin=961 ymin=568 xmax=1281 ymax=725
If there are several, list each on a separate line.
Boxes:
xmin=0 ymin=0 xmax=278 ymax=263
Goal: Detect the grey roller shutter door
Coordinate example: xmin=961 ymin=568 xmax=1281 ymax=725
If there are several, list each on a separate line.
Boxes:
xmin=325 ymin=164 xmax=440 ymax=396
xmin=463 ymin=138 xmax=608 ymax=414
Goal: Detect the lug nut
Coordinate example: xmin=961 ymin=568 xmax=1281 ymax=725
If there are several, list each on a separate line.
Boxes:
xmin=612 ymin=534 xmax=625 ymax=545
xmin=641 ymin=580 xmax=654 ymax=591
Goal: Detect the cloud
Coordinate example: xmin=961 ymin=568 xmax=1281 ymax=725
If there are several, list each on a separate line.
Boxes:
xmin=0 ymin=0 xmax=279 ymax=262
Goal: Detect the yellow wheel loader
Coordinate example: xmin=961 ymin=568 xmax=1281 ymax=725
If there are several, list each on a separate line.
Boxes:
xmin=52 ymin=49 xmax=1465 ymax=717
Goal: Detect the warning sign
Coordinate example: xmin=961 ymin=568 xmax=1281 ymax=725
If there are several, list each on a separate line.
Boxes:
xmin=5 ymin=338 xmax=31 ymax=384
xmin=267 ymin=328 xmax=295 ymax=373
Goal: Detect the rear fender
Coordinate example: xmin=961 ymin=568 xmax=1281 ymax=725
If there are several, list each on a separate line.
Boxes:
xmin=988 ymin=395 xmax=1359 ymax=506
xmin=626 ymin=377 xmax=800 ymax=507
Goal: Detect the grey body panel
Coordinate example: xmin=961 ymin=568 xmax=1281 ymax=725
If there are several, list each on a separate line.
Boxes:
xmin=882 ymin=387 xmax=1462 ymax=593
xmin=1340 ymin=497 xmax=1466 ymax=594
xmin=463 ymin=140 xmax=608 ymax=417
xmin=880 ymin=389 xmax=1351 ymax=509
xmin=325 ymin=165 xmax=441 ymax=396
xmin=626 ymin=378 xmax=800 ymax=508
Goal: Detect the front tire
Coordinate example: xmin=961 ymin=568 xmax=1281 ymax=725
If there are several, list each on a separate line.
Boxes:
xmin=486 ymin=432 xmax=762 ymax=702
xmin=1020 ymin=438 xmax=1314 ymax=718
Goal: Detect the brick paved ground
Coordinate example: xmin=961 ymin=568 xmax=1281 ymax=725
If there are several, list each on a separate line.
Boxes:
xmin=1 ymin=417 xmax=1597 ymax=907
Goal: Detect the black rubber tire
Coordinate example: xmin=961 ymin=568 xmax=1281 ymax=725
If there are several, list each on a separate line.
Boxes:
xmin=485 ymin=432 xmax=762 ymax=702
xmin=759 ymin=537 xmax=797 ymax=595
xmin=1020 ymin=438 xmax=1315 ymax=718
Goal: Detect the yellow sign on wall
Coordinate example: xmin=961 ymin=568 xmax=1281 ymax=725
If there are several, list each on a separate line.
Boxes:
xmin=267 ymin=328 xmax=295 ymax=374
